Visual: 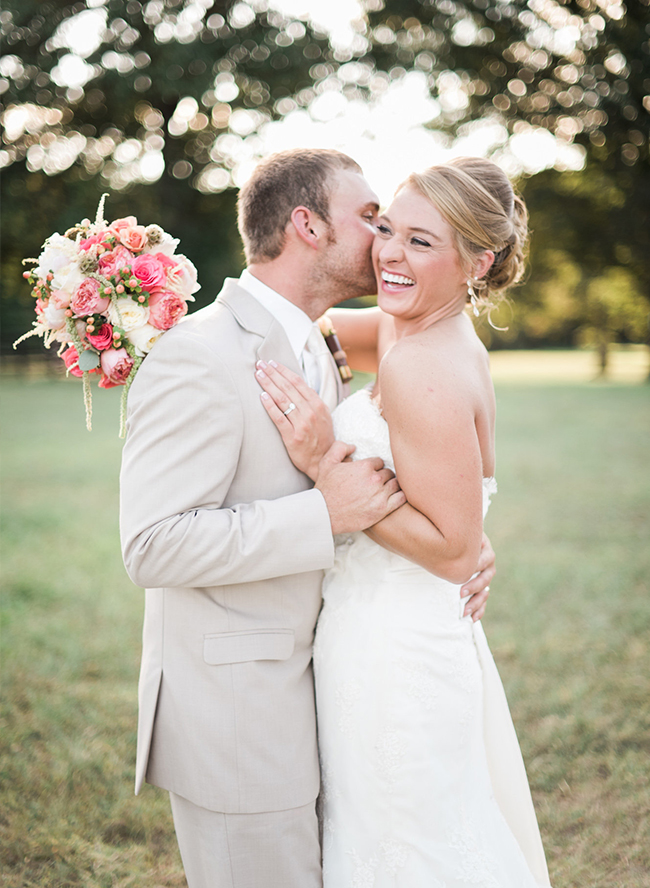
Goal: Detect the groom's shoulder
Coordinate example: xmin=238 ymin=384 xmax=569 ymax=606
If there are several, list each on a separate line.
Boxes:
xmin=150 ymin=281 xmax=251 ymax=358
xmin=172 ymin=287 xmax=239 ymax=342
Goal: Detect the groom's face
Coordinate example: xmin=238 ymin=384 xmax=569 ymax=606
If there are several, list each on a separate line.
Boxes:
xmin=316 ymin=169 xmax=380 ymax=302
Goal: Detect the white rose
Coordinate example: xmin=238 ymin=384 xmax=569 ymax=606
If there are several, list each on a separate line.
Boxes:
xmin=150 ymin=231 xmax=180 ymax=257
xmin=108 ymin=297 xmax=150 ymax=331
xmin=35 ymin=234 xmax=78 ymax=280
xmin=51 ymin=262 xmax=84 ymax=297
xmin=126 ymin=322 xmax=164 ymax=356
xmin=42 ymin=304 xmax=67 ymax=330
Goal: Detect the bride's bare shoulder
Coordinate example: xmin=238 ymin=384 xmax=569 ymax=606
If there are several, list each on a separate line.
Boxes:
xmin=379 ymin=322 xmax=485 ymax=410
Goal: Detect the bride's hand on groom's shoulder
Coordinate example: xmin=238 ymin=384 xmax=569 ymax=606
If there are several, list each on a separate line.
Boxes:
xmin=256 ymin=360 xmax=334 ymax=481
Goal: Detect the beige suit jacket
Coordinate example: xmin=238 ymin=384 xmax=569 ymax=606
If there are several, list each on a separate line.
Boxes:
xmin=120 ymin=280 xmax=342 ymax=814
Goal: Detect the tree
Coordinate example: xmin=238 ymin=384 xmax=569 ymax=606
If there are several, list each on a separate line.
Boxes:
xmin=2 ymin=0 xmax=649 ymax=363
xmin=0 ymin=0 xmax=337 ymax=351
xmin=360 ymin=0 xmax=650 ymax=371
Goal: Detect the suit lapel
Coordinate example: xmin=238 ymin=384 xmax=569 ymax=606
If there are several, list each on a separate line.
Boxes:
xmin=217 ymin=279 xmax=303 ymax=377
xmin=217 ymin=279 xmax=347 ymax=405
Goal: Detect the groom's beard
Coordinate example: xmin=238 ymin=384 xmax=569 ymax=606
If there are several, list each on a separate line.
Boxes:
xmin=307 ymin=229 xmax=378 ymax=309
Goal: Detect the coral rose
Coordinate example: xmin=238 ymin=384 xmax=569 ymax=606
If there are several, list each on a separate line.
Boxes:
xmin=87 ymin=323 xmax=114 ymax=351
xmin=109 ymin=216 xmax=138 ymax=235
xmin=132 ymin=254 xmax=166 ymax=292
xmin=61 ymin=346 xmax=83 ymax=378
xmin=118 ymin=225 xmax=148 ymax=253
xmin=71 ymin=278 xmax=111 ymax=316
xmin=148 ymin=288 xmax=188 ymax=330
xmin=99 ymin=347 xmax=134 ymax=388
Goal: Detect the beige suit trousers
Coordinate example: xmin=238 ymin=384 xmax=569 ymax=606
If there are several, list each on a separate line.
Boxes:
xmin=169 ymin=792 xmax=322 ymax=888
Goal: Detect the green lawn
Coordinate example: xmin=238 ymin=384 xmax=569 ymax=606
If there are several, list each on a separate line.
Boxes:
xmin=1 ymin=360 xmax=649 ymax=887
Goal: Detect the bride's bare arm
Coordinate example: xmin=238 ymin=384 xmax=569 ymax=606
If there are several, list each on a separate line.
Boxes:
xmin=254 ymin=353 xmax=492 ymax=595
xmin=325 ymin=307 xmax=383 ymax=373
xmin=367 ymin=343 xmax=485 ymax=585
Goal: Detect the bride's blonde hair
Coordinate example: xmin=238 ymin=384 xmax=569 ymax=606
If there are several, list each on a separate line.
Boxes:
xmin=403 ymin=157 xmax=528 ymax=311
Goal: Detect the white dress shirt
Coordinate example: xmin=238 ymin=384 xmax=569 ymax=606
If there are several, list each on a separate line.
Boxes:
xmin=239 ymin=269 xmax=321 ymax=390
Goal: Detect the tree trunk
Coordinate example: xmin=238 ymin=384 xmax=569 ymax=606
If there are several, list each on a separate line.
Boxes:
xmin=596 ymin=338 xmax=609 ymax=378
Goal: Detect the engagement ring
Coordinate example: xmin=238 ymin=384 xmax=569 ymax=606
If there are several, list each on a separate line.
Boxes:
xmin=283 ymin=402 xmax=296 ymax=416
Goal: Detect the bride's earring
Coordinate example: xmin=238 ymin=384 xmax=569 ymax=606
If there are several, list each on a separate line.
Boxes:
xmin=467 ymin=280 xmax=480 ymax=317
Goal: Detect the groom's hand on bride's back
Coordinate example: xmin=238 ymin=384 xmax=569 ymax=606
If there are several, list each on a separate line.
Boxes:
xmin=315 ymin=441 xmax=407 ymax=534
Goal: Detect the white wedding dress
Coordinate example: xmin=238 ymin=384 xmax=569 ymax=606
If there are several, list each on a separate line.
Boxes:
xmin=314 ymin=387 xmax=551 ymax=888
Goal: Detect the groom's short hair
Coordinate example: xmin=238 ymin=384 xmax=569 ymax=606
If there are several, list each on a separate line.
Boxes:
xmin=237 ymin=148 xmax=361 ymax=263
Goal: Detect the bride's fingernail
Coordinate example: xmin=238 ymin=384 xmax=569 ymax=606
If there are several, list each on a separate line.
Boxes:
xmin=256 ymin=369 xmax=266 ymax=379
xmin=260 ymin=392 xmax=269 ymax=400
xmin=269 ymin=360 xmax=278 ymax=368
xmin=256 ymin=360 xmax=267 ymax=369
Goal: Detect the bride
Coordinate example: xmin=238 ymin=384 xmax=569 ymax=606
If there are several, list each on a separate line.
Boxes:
xmin=257 ymin=157 xmax=551 ymax=887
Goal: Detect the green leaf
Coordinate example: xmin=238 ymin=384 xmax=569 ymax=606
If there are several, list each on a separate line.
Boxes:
xmin=78 ymin=349 xmax=100 ymax=371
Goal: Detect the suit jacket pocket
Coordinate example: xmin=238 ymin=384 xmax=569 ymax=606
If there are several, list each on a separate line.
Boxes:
xmin=203 ymin=628 xmax=295 ymax=665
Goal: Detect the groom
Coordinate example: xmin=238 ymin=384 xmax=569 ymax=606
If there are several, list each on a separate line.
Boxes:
xmin=120 ymin=149 xmax=495 ymax=888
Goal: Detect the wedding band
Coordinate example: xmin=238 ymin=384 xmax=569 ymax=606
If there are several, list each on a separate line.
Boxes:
xmin=283 ymin=402 xmax=296 ymax=416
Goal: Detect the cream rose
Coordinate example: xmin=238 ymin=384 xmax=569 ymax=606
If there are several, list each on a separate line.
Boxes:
xmin=126 ymin=322 xmax=164 ymax=356
xmin=107 ymin=297 xmax=150 ymax=331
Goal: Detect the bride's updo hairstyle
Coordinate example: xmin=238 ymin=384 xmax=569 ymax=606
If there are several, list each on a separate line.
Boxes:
xmin=404 ymin=157 xmax=528 ymax=311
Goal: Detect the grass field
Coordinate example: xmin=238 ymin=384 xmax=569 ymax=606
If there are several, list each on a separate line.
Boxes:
xmin=1 ymin=351 xmax=649 ymax=887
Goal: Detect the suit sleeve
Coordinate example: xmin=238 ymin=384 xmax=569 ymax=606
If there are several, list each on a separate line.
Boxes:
xmin=119 ymin=330 xmax=334 ymax=589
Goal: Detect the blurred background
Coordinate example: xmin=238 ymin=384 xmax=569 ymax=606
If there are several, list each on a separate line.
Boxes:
xmin=1 ymin=2 xmax=649 ymax=887
xmin=1 ymin=0 xmax=649 ymax=373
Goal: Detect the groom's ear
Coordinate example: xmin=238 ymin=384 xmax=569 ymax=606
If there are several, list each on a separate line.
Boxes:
xmin=290 ymin=206 xmax=325 ymax=250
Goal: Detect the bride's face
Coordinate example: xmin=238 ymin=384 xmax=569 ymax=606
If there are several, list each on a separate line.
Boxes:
xmin=372 ymin=186 xmax=467 ymax=322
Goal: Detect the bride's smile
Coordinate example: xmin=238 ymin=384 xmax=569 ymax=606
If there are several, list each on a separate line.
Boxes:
xmin=372 ymin=186 xmax=475 ymax=331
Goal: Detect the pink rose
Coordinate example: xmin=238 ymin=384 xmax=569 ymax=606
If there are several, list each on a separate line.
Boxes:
xmin=154 ymin=252 xmax=178 ymax=269
xmin=71 ymin=278 xmax=111 ymax=316
xmin=148 ymin=288 xmax=188 ymax=330
xmin=164 ymin=254 xmax=199 ymax=297
xmin=132 ymin=254 xmax=166 ymax=292
xmin=109 ymin=216 xmax=138 ymax=235
xmin=61 ymin=345 xmax=83 ymax=377
xmin=79 ymin=233 xmax=111 ymax=252
xmin=99 ymin=347 xmax=134 ymax=388
xmin=50 ymin=289 xmax=71 ymax=309
xmin=118 ymin=225 xmax=148 ymax=253
xmin=87 ymin=323 xmax=114 ymax=351
xmin=98 ymin=246 xmax=135 ymax=279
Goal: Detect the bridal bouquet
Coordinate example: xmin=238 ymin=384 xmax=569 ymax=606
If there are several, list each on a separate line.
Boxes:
xmin=14 ymin=195 xmax=199 ymax=436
